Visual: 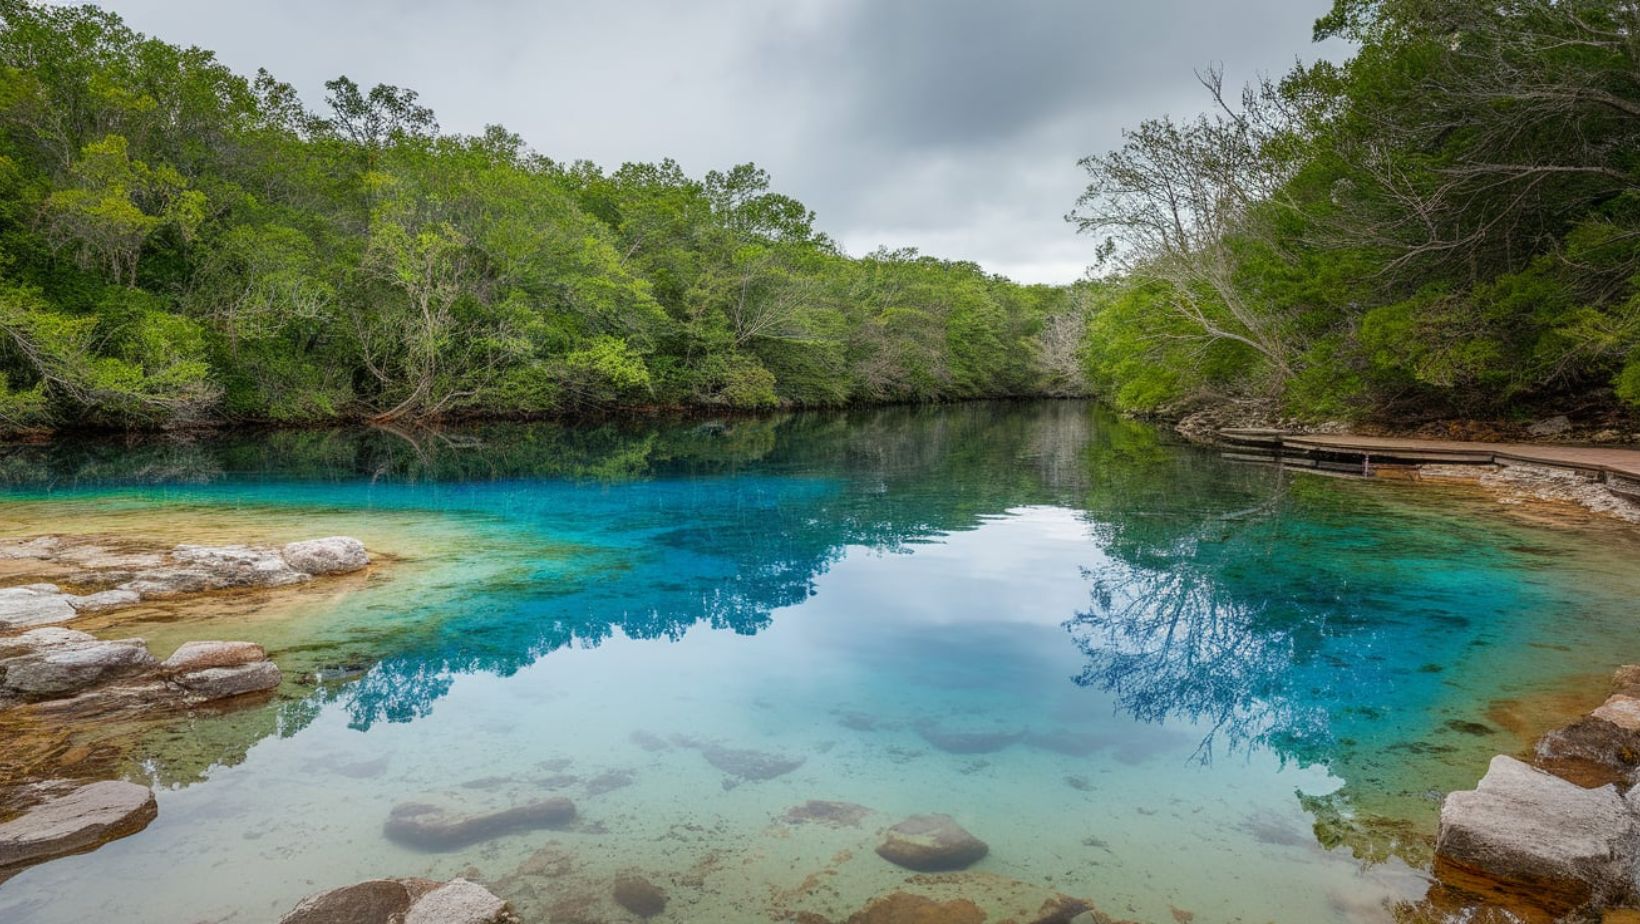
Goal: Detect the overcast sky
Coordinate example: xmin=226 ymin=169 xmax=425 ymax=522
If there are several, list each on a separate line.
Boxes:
xmin=94 ymin=0 xmax=1341 ymax=284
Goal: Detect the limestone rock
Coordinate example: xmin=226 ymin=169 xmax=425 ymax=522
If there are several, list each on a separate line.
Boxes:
xmin=611 ymin=873 xmax=667 ymax=918
xmin=0 ymin=536 xmax=61 ymax=560
xmin=0 ymin=780 xmax=157 ymax=871
xmin=278 ymin=878 xmax=447 ymax=924
xmin=784 ymin=800 xmax=873 ymax=827
xmin=1528 ymin=415 xmax=1573 ymax=437
xmin=384 ymin=797 xmax=577 ymax=851
xmin=1613 ymin=665 xmax=1640 ymax=697
xmin=65 ymin=589 xmax=141 ymax=613
xmin=0 ymin=584 xmax=76 ymax=629
xmin=402 ymin=878 xmax=512 ymax=924
xmin=1595 ymin=695 xmax=1640 ymax=731
xmin=170 ymin=544 xmax=309 ymax=589
xmin=174 ymin=661 xmax=282 ymax=700
xmin=1436 ymin=755 xmax=1640 ymax=910
xmin=161 ymin=640 xmax=267 ymax=673
xmin=117 ymin=567 xmax=214 ymax=599
xmin=875 ymin=814 xmax=989 ymax=872
xmin=1536 ymin=705 xmax=1640 ymax=788
xmin=281 ymin=537 xmax=369 ymax=576
xmin=698 ymin=743 xmax=805 ymax=781
xmin=0 ymin=630 xmax=156 ymax=697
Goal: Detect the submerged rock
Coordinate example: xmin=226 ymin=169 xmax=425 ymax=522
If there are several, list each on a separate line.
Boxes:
xmin=279 ymin=877 xmax=514 ymax=924
xmin=279 ymin=878 xmax=436 ymax=924
xmin=0 ymin=780 xmax=157 ymax=873
xmin=875 ymin=814 xmax=989 ymax=872
xmin=699 ymin=743 xmax=805 ymax=781
xmin=1436 ymin=755 xmax=1640 ymax=911
xmin=384 ymin=798 xmax=577 ymax=851
xmin=611 ymin=873 xmax=667 ymax=918
xmin=281 ymin=537 xmax=369 ymax=576
xmin=845 ymin=892 xmax=986 ymax=924
xmin=403 ymin=878 xmax=514 ymax=924
xmin=918 ymin=723 xmax=1024 ymax=755
xmin=784 ymin=800 xmax=873 ymax=827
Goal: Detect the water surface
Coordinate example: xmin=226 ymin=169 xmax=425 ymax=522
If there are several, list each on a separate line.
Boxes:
xmin=1 ymin=402 xmax=1638 ymax=923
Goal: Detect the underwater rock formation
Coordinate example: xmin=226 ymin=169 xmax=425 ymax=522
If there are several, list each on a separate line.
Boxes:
xmin=783 ymin=800 xmax=873 ymax=827
xmin=278 ymin=877 xmax=517 ymax=924
xmin=1432 ymin=664 xmax=1640 ymax=918
xmin=875 ymin=814 xmax=990 ymax=872
xmin=696 ymin=742 xmax=805 ymax=782
xmin=611 ymin=872 xmax=667 ymax=918
xmin=383 ymin=797 xmax=577 ymax=851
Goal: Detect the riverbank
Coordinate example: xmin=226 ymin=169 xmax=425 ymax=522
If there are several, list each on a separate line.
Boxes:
xmin=0 ymin=532 xmax=377 ymax=881
xmin=1200 ymin=426 xmax=1640 ymax=528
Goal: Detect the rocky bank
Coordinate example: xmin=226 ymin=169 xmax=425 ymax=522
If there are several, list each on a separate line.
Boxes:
xmin=0 ymin=534 xmax=371 ymax=881
xmin=1432 ymin=665 xmax=1640 ymax=918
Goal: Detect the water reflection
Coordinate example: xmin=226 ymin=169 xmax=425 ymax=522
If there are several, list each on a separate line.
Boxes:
xmin=4 ymin=401 xmax=1638 ymax=895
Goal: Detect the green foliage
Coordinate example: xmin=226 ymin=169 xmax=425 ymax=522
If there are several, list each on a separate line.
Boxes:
xmin=0 ymin=1 xmax=1079 ymax=433
xmin=1076 ymin=0 xmax=1640 ymax=425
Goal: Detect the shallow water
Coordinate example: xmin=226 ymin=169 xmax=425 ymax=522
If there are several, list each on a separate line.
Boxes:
xmin=1 ymin=402 xmax=1638 ymax=923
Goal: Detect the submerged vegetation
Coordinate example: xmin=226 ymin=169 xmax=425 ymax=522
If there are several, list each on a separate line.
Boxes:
xmin=1073 ymin=0 xmax=1640 ymax=425
xmin=0 ymin=1 xmax=1085 ymax=433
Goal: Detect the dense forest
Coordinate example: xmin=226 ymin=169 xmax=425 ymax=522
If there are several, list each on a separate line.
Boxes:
xmin=0 ymin=1 xmax=1087 ymax=433
xmin=5 ymin=0 xmax=1640 ymax=435
xmin=1074 ymin=0 xmax=1640 ymax=427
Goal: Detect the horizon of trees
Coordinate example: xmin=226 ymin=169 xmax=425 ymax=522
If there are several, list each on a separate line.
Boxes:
xmin=0 ymin=1 xmax=1090 ymax=434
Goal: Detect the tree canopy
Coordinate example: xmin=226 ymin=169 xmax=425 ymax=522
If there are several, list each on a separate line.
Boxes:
xmin=0 ymin=1 xmax=1086 ymax=432
xmin=1073 ymin=0 xmax=1640 ymax=426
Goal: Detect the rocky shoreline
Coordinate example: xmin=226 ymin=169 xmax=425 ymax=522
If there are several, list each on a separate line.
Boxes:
xmin=1425 ymin=664 xmax=1640 ymax=919
xmin=0 ymin=534 xmax=371 ymax=883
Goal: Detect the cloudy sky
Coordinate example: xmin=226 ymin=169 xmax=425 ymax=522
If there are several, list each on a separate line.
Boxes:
xmin=96 ymin=0 xmax=1341 ymax=284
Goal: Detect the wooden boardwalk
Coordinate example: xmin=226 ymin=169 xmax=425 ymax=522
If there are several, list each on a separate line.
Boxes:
xmin=1216 ymin=429 xmax=1640 ymax=494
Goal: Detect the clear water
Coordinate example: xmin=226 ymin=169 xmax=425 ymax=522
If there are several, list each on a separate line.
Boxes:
xmin=1 ymin=401 xmax=1638 ymax=923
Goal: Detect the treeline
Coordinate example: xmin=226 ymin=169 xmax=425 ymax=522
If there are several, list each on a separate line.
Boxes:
xmin=0 ymin=2 xmax=1087 ymax=433
xmin=1073 ymin=0 xmax=1640 ymax=424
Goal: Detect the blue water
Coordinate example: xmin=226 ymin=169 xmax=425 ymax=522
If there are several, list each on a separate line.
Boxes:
xmin=0 ymin=401 xmax=1637 ymax=923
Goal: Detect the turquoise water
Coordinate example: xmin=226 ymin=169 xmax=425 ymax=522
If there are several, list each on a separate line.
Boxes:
xmin=1 ymin=401 xmax=1639 ymax=922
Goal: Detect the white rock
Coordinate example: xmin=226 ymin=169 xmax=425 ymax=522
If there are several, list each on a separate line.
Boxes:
xmin=171 ymin=544 xmax=309 ymax=589
xmin=160 ymin=640 xmax=267 ymax=673
xmin=0 ymin=780 xmax=157 ymax=870
xmin=174 ymin=661 xmax=282 ymax=700
xmin=0 ymin=584 xmax=76 ymax=629
xmin=281 ymin=537 xmax=369 ymax=576
xmin=1437 ymin=755 xmax=1640 ymax=907
xmin=117 ymin=567 xmax=214 ymax=599
xmin=403 ymin=879 xmax=510 ymax=924
xmin=0 ymin=536 xmax=61 ymax=560
xmin=66 ymin=589 xmax=141 ymax=613
xmin=0 ymin=634 xmax=157 ymax=697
